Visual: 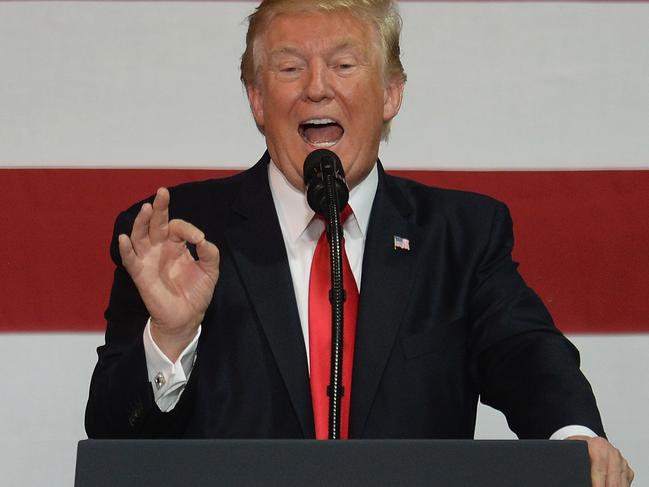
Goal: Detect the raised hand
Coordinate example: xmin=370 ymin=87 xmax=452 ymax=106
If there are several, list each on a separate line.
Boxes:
xmin=118 ymin=187 xmax=220 ymax=361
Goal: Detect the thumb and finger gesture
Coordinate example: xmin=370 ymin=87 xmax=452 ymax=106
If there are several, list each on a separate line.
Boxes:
xmin=118 ymin=188 xmax=220 ymax=351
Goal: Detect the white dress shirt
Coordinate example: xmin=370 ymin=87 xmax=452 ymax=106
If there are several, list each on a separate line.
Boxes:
xmin=141 ymin=159 xmax=596 ymax=439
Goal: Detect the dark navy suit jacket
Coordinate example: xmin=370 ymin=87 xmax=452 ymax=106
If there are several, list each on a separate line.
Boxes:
xmin=86 ymin=153 xmax=604 ymax=439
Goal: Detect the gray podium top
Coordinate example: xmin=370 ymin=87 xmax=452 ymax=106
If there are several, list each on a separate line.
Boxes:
xmin=75 ymin=439 xmax=591 ymax=487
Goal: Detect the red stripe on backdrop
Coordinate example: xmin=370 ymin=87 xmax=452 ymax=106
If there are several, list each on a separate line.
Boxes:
xmin=0 ymin=168 xmax=647 ymax=333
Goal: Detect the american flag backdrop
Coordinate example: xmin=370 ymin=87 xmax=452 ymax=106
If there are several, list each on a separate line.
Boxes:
xmin=0 ymin=1 xmax=647 ymax=484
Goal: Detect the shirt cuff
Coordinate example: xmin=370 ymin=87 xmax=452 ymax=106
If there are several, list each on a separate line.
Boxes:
xmin=142 ymin=318 xmax=201 ymax=411
xmin=549 ymin=425 xmax=598 ymax=440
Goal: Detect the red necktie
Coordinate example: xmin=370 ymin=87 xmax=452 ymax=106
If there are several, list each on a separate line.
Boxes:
xmin=309 ymin=205 xmax=358 ymax=439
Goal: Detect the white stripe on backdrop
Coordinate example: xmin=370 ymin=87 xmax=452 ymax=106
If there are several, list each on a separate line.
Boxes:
xmin=0 ymin=1 xmax=648 ymax=169
xmin=0 ymin=1 xmax=647 ymax=486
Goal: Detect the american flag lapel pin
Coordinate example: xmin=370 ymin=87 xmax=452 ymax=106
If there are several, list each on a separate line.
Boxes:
xmin=393 ymin=235 xmax=410 ymax=251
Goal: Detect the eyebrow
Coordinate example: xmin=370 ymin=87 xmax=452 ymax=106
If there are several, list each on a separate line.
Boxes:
xmin=268 ymin=40 xmax=367 ymax=61
xmin=268 ymin=46 xmax=304 ymax=59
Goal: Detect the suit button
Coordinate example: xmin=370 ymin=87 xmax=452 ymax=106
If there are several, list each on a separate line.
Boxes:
xmin=128 ymin=400 xmax=144 ymax=427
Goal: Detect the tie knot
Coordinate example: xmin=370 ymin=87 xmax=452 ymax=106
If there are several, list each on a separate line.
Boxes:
xmin=314 ymin=204 xmax=353 ymax=225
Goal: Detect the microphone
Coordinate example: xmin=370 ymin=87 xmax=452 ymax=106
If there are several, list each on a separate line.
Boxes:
xmin=303 ymin=149 xmax=349 ymax=217
xmin=302 ymin=148 xmax=350 ymax=440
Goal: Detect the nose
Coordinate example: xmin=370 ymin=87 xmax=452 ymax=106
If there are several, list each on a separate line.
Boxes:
xmin=304 ymin=60 xmax=334 ymax=102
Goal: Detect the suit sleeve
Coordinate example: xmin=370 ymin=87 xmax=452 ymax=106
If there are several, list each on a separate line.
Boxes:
xmin=467 ymin=202 xmax=605 ymax=439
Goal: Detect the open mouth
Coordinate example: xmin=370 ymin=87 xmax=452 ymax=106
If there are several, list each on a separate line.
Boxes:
xmin=298 ymin=118 xmax=344 ymax=148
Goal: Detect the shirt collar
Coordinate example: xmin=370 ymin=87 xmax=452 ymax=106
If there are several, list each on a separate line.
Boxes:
xmin=268 ymin=158 xmax=378 ymax=244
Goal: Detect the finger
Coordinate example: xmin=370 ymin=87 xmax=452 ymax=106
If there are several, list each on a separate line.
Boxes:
xmin=627 ymin=465 xmax=635 ymax=485
xmin=149 ymin=187 xmax=170 ymax=245
xmin=605 ymin=446 xmax=624 ymax=487
xmin=130 ymin=202 xmax=153 ymax=254
xmin=118 ymin=234 xmax=142 ymax=276
xmin=168 ymin=218 xmax=205 ymax=245
xmin=605 ymin=457 xmax=619 ymax=487
xmin=196 ymin=238 xmax=220 ymax=282
xmin=582 ymin=437 xmax=608 ymax=487
xmin=590 ymin=456 xmax=607 ymax=487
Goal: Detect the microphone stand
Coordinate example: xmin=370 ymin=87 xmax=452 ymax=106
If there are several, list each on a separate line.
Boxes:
xmin=322 ymin=172 xmax=345 ymax=440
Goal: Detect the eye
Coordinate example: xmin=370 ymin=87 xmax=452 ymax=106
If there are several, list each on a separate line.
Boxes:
xmin=333 ymin=59 xmax=358 ymax=74
xmin=270 ymin=53 xmax=305 ymax=76
xmin=275 ymin=65 xmax=303 ymax=80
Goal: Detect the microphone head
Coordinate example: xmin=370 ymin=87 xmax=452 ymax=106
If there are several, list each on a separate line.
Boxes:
xmin=303 ymin=149 xmax=349 ymax=217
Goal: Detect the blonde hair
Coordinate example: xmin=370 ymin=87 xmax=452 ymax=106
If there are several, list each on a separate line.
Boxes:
xmin=240 ymin=0 xmax=406 ymax=139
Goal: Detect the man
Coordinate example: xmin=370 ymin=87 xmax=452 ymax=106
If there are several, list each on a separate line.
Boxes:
xmin=86 ymin=1 xmax=633 ymax=485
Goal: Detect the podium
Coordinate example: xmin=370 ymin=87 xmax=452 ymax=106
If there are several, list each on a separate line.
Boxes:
xmin=75 ymin=439 xmax=591 ymax=486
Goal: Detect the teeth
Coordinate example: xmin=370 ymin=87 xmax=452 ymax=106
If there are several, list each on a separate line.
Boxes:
xmin=298 ymin=118 xmax=343 ymax=147
xmin=303 ymin=118 xmax=336 ymax=125
xmin=311 ymin=141 xmax=337 ymax=148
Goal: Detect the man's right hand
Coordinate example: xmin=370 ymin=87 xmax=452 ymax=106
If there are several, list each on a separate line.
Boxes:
xmin=118 ymin=187 xmax=220 ymax=362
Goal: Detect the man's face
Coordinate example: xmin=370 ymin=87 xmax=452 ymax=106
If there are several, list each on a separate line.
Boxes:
xmin=247 ymin=10 xmax=404 ymax=190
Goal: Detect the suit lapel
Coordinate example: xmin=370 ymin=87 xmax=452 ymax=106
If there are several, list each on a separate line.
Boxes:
xmin=350 ymin=166 xmax=423 ymax=437
xmin=224 ymin=155 xmax=315 ymax=438
xmin=222 ymin=157 xmax=421 ymax=438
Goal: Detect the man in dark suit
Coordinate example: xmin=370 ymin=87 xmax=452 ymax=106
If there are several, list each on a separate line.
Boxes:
xmin=86 ymin=1 xmax=633 ymax=485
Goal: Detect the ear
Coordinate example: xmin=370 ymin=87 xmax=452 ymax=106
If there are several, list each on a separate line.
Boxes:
xmin=382 ymin=76 xmax=405 ymax=123
xmin=246 ymin=82 xmax=265 ymax=131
